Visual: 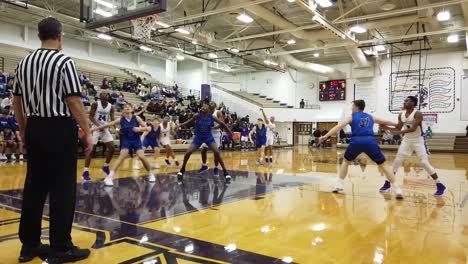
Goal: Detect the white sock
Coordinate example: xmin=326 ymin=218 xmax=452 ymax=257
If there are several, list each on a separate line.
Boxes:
xmin=103 ymin=163 xmax=109 ymax=167
xmin=84 ymin=167 xmax=89 ymax=172
xmin=149 ymin=172 xmax=154 ymax=177
xmin=203 ymin=163 xmax=207 ymax=166
xmin=108 ymin=171 xmax=115 ymax=178
xmin=337 ymin=178 xmax=344 ymax=185
xmin=435 ymin=179 xmax=441 ymax=183
xmin=214 ymin=165 xmax=219 ymax=168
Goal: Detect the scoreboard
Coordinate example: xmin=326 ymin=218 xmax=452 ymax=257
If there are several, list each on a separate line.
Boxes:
xmin=319 ymin=80 xmax=346 ymax=101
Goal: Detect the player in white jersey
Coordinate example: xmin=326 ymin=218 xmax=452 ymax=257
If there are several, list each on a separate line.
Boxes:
xmin=82 ymin=92 xmax=115 ymax=181
xmin=198 ymin=102 xmax=224 ymax=176
xmin=261 ymin=109 xmax=276 ymax=164
xmin=160 ymin=114 xmax=179 ymax=166
xmin=379 ymin=96 xmax=446 ymax=196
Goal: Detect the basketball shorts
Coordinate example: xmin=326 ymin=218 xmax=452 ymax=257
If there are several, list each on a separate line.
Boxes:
xmin=143 ymin=137 xmax=159 ymax=149
xmin=256 ymin=137 xmax=267 ymax=148
xmin=192 ymin=135 xmax=215 ymax=148
xmin=241 ymin=136 xmax=249 ymax=142
xmin=344 ymin=139 xmax=385 ymax=165
xmin=266 ymin=136 xmax=275 ymax=146
xmin=160 ymin=136 xmax=171 ymax=146
xmin=201 ymin=132 xmax=221 ymax=149
xmin=121 ymin=138 xmax=142 ymax=151
xmin=92 ymin=129 xmax=114 ymax=145
xmin=396 ymin=138 xmax=429 ymax=159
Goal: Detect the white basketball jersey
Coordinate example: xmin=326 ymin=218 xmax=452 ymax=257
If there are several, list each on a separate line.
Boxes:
xmin=94 ymin=101 xmax=112 ymax=126
xmin=160 ymin=122 xmax=171 ymax=139
xmin=212 ymin=110 xmax=221 ymax=135
xmin=400 ymin=109 xmax=423 ymax=140
xmin=267 ymin=122 xmax=276 ymax=138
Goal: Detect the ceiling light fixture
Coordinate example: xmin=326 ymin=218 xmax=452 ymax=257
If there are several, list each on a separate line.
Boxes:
xmin=437 ymin=10 xmax=451 ymax=21
xmin=315 ymin=0 xmax=333 ymax=8
xmin=192 ymin=39 xmax=198 ymax=45
xmin=287 ymin=39 xmax=296 ymax=45
xmin=313 ymin=52 xmax=320 ymax=57
xmin=94 ymin=8 xmax=113 ymax=17
xmin=97 ymin=33 xmax=112 ymax=40
xmin=95 ymin=0 xmax=116 ymax=8
xmin=176 ymin=55 xmax=185 ymax=60
xmin=237 ymin=13 xmax=254 ymax=23
xmin=139 ymin=45 xmax=152 ymax=52
xmin=175 ymin=28 xmax=190 ymax=34
xmin=375 ymin=45 xmax=386 ymax=51
xmin=350 ymin=25 xmax=367 ymax=34
xmin=288 ymin=0 xmax=295 ymax=2
xmin=208 ymin=53 xmax=218 ymax=59
xmin=230 ymin=48 xmax=240 ymax=53
xmin=156 ymin=21 xmax=171 ymax=28
xmin=447 ymin=34 xmax=459 ymax=43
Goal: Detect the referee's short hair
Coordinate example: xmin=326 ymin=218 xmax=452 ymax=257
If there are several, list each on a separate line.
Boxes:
xmin=38 ymin=17 xmax=62 ymax=41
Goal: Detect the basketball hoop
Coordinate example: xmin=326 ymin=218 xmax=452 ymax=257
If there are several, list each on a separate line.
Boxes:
xmin=131 ymin=15 xmax=158 ymax=40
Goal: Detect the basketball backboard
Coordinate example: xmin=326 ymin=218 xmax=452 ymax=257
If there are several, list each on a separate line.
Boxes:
xmin=80 ymin=0 xmax=167 ymax=29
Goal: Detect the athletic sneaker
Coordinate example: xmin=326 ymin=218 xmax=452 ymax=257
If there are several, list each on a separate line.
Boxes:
xmin=224 ymin=174 xmax=232 ymax=184
xmin=394 ymin=186 xmax=404 ymax=200
xmin=269 ymin=158 xmax=273 ymax=163
xmin=175 ymin=160 xmax=180 ymax=167
xmin=332 ymin=180 xmax=344 ymax=193
xmin=19 ymin=154 xmax=24 ymax=160
xmin=379 ymin=180 xmax=391 ymax=193
xmin=103 ymin=176 xmax=114 ymax=187
xmin=10 ymin=154 xmax=16 ymax=160
xmin=197 ymin=165 xmax=209 ymax=174
xmin=265 ymin=158 xmax=269 ymax=163
xmin=102 ymin=166 xmax=110 ymax=175
xmin=0 ymin=154 xmax=6 ymax=160
xmin=148 ymin=173 xmax=156 ymax=183
xmin=434 ymin=183 xmax=446 ymax=196
xmin=82 ymin=171 xmax=91 ymax=182
xmin=177 ymin=172 xmax=184 ymax=182
xmin=213 ymin=167 xmax=219 ymax=177
xmin=165 ymin=159 xmax=171 ymax=166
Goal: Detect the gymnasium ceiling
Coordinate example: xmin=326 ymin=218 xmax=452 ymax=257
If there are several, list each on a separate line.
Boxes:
xmin=0 ymin=0 xmax=467 ymax=73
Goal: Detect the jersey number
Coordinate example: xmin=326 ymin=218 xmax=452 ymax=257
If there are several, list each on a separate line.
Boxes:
xmin=359 ymin=117 xmax=370 ymax=128
xmin=98 ymin=115 xmax=107 ymax=122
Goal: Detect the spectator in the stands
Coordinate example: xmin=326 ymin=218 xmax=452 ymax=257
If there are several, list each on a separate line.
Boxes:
xmin=136 ymin=76 xmax=142 ymax=84
xmin=300 ymin=99 xmax=305 ymax=108
xmin=102 ymin=77 xmax=110 ymax=89
xmin=381 ymin=130 xmax=393 ymax=145
xmin=1 ymin=93 xmax=12 ymax=110
xmin=79 ymin=73 xmax=89 ymax=85
xmin=115 ymin=94 xmax=127 ymax=112
xmin=80 ymin=90 xmax=91 ymax=108
xmin=313 ymin=128 xmax=322 ymax=147
xmin=6 ymin=79 xmax=14 ymax=92
xmin=138 ymin=89 xmax=148 ymax=101
xmin=0 ymin=72 xmax=6 ymax=87
xmin=222 ymin=132 xmax=233 ymax=150
xmin=6 ymin=73 xmax=14 ymax=84
xmin=425 ymin=126 xmax=433 ymax=139
xmin=110 ymin=77 xmax=121 ymax=90
xmin=86 ymin=82 xmax=97 ymax=97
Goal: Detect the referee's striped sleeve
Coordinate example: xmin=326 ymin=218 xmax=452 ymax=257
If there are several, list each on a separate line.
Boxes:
xmin=12 ymin=66 xmax=22 ymax=96
xmin=62 ymin=59 xmax=82 ymax=97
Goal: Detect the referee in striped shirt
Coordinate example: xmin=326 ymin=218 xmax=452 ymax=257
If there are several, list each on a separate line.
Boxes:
xmin=12 ymin=17 xmax=92 ymax=263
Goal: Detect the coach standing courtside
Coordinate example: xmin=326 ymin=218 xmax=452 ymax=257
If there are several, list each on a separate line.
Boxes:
xmin=12 ymin=17 xmax=92 ymax=263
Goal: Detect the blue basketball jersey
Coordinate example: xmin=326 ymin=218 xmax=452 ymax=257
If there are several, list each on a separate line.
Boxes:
xmin=120 ymin=115 xmax=140 ymax=141
xmin=147 ymin=123 xmax=160 ymax=139
xmin=195 ymin=112 xmax=214 ymax=138
xmin=351 ymin=112 xmax=375 ymax=139
xmin=256 ymin=124 xmax=267 ymax=139
xmin=0 ymin=117 xmax=8 ymax=131
xmin=3 ymin=130 xmax=15 ymax=141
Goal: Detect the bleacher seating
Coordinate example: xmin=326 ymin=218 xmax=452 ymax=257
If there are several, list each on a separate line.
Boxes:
xmin=212 ymin=85 xmax=291 ymax=108
xmin=454 ymin=136 xmax=468 ymax=153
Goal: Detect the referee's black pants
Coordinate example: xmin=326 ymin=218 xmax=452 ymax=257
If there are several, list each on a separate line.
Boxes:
xmin=19 ymin=117 xmax=78 ymax=250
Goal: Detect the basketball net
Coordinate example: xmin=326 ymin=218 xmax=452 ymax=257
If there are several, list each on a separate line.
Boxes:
xmin=131 ymin=15 xmax=158 ymax=40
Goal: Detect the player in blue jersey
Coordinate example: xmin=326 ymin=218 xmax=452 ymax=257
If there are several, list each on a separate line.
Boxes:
xmin=249 ymin=118 xmax=267 ymax=165
xmin=0 ymin=110 xmax=23 ymax=160
xmin=0 ymin=125 xmax=18 ymax=160
xmin=141 ymin=118 xmax=162 ymax=169
xmin=92 ymin=104 xmax=155 ymax=186
xmin=175 ymin=102 xmax=233 ymax=183
xmin=319 ymin=100 xmax=404 ymax=199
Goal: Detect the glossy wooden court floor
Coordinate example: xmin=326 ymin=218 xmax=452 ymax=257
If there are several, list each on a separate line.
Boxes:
xmin=0 ymin=146 xmax=467 ymax=263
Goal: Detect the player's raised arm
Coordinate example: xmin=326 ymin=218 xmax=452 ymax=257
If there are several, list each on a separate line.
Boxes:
xmin=373 ymin=116 xmax=398 ymax=127
xmin=319 ymin=116 xmax=352 ymax=143
xmin=260 ymin=109 xmax=270 ymax=125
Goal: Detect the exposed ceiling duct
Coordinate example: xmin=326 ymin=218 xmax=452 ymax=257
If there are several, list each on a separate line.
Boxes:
xmin=276 ymin=48 xmax=345 ymax=78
